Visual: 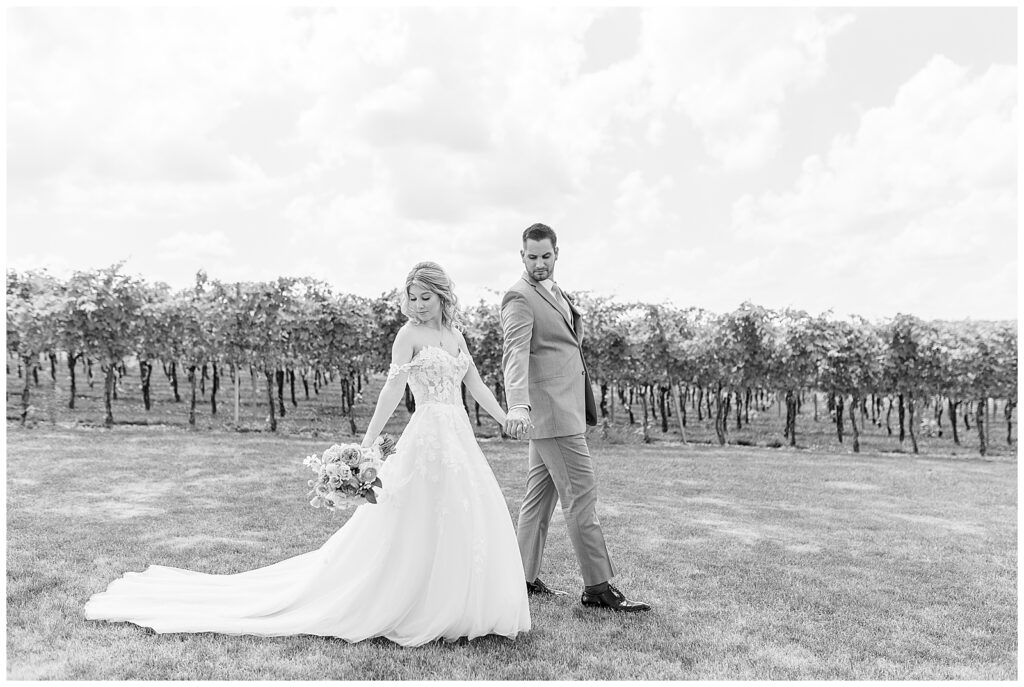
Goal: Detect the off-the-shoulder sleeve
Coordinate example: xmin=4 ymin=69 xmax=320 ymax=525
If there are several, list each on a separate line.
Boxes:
xmin=386 ymin=361 xmax=414 ymax=383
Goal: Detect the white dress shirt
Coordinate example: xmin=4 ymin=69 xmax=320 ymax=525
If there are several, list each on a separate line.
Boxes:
xmin=539 ymin=278 xmax=570 ymax=319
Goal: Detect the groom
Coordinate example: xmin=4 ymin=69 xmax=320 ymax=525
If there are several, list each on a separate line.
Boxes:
xmin=500 ymin=223 xmax=650 ymax=613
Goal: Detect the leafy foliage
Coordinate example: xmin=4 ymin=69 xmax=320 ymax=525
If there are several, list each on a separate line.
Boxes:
xmin=5 ymin=266 xmax=1016 ymax=453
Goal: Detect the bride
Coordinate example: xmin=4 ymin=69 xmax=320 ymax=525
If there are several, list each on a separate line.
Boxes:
xmin=84 ymin=262 xmax=531 ymax=646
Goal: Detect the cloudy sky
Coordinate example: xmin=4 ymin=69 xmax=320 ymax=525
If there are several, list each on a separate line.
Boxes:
xmin=6 ymin=5 xmax=1017 ymax=321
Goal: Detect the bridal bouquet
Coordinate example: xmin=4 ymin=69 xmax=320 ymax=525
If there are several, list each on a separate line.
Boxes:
xmin=303 ymin=434 xmax=397 ymax=510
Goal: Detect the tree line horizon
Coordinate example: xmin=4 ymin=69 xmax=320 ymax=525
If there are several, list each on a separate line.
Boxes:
xmin=7 ymin=264 xmax=1017 ymax=457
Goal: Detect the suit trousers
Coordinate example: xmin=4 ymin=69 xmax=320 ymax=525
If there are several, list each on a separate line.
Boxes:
xmin=516 ymin=434 xmax=616 ymax=587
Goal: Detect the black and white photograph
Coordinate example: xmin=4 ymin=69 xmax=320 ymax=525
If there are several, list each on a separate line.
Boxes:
xmin=5 ymin=3 xmax=1018 ymax=681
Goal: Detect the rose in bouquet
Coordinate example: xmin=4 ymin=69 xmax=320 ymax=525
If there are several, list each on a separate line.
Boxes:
xmin=303 ymin=434 xmax=397 ymax=510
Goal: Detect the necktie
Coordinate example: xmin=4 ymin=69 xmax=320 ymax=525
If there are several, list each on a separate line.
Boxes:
xmin=551 ymin=283 xmax=570 ymax=319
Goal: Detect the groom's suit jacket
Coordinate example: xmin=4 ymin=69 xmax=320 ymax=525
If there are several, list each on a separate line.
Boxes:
xmin=501 ymin=272 xmax=598 ymax=439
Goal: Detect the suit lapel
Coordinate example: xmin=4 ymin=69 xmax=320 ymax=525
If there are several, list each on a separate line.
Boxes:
xmin=520 ymin=273 xmax=578 ymax=339
xmin=566 ymin=297 xmax=584 ymax=339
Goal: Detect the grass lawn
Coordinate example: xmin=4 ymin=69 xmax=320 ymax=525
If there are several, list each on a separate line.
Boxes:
xmin=5 ymin=425 xmax=1017 ymax=679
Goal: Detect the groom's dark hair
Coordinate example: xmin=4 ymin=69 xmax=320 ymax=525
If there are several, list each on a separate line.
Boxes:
xmin=523 ymin=223 xmax=557 ymax=247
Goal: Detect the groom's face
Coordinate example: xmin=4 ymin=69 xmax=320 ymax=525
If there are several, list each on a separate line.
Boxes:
xmin=521 ymin=238 xmax=558 ymax=282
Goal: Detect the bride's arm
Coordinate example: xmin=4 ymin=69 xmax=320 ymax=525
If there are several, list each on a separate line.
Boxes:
xmin=360 ymin=326 xmax=415 ymax=449
xmin=456 ymin=331 xmax=508 ymax=426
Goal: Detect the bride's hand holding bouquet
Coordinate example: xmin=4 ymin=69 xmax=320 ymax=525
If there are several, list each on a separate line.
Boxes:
xmin=303 ymin=434 xmax=397 ymax=510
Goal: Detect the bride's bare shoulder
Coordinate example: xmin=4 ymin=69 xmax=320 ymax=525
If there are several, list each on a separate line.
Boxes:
xmin=393 ymin=322 xmax=424 ymax=351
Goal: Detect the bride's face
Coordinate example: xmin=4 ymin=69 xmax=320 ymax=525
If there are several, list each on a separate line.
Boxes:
xmin=408 ymin=284 xmax=443 ymax=325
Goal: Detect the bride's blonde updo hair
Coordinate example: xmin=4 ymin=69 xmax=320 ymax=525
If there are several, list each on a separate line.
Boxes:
xmin=401 ymin=261 xmax=464 ymax=331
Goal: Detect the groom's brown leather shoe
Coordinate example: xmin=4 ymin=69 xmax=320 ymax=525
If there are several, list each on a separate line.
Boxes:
xmin=581 ymin=584 xmax=651 ymax=612
xmin=526 ymin=578 xmax=567 ymax=596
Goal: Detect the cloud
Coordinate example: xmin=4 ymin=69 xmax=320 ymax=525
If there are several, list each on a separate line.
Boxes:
xmin=638 ymin=7 xmax=854 ymax=171
xmin=613 ymin=170 xmax=677 ymax=229
xmin=157 ymin=231 xmax=232 ymax=262
xmin=725 ymin=56 xmax=1016 ymax=319
xmin=353 ymin=67 xmax=491 ymax=153
xmin=289 ymin=7 xmax=604 ymax=227
xmin=9 ymin=7 xmax=853 ymax=234
xmin=551 ymin=169 xmax=707 ymax=305
xmin=8 ymin=7 xmax=300 ymax=225
xmin=6 ymin=7 xmax=1013 ymax=321
xmin=732 ymin=56 xmax=1016 ymax=243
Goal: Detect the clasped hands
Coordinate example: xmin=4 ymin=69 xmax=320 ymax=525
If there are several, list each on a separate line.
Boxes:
xmin=504 ymin=407 xmax=534 ymax=441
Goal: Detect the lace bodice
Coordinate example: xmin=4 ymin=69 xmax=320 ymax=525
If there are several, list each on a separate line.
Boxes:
xmin=388 ymin=346 xmax=470 ymax=406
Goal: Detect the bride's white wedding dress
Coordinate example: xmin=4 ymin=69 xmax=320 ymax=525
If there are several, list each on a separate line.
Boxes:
xmin=84 ymin=346 xmax=531 ymax=646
